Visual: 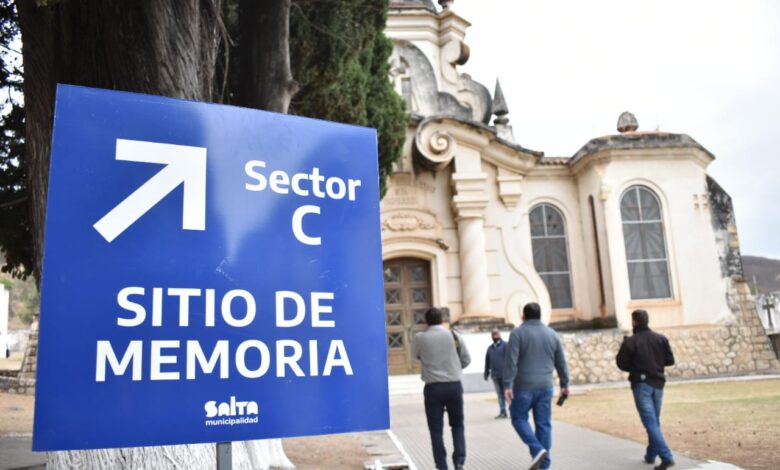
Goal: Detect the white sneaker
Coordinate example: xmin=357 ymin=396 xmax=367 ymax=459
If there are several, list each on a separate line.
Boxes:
xmin=528 ymin=449 xmax=547 ymax=470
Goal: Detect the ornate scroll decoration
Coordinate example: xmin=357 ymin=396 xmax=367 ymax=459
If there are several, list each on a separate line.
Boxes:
xmin=413 ymin=121 xmax=457 ymax=172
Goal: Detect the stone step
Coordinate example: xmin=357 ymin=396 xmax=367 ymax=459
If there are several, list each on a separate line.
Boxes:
xmin=388 ymin=375 xmax=424 ymax=396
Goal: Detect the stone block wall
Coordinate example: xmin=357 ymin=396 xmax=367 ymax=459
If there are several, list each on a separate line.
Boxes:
xmin=18 ymin=314 xmax=39 ymax=380
xmin=0 ymin=375 xmax=35 ymax=395
xmin=561 ymin=281 xmax=780 ymax=385
xmin=0 ymin=314 xmax=38 ymax=395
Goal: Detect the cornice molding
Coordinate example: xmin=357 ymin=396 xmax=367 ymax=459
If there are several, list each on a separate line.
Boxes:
xmin=413 ymin=116 xmax=542 ymax=174
xmin=570 ymin=147 xmax=714 ymax=175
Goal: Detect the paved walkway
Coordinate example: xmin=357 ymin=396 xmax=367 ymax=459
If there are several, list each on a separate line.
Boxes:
xmin=0 ymin=435 xmax=44 ymax=470
xmin=389 ymin=393 xmax=741 ymax=470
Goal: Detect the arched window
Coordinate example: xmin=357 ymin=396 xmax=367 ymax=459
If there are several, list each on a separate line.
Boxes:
xmin=620 ymin=186 xmax=672 ymax=299
xmin=530 ymin=204 xmax=573 ymax=309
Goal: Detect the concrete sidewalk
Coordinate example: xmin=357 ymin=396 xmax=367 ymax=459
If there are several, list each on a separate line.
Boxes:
xmin=0 ymin=434 xmax=44 ymax=470
xmin=389 ymin=393 xmax=741 ymax=470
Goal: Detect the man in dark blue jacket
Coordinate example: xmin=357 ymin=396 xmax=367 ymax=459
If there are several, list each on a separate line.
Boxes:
xmin=484 ymin=328 xmax=508 ymax=418
xmin=616 ymin=309 xmax=676 ymax=470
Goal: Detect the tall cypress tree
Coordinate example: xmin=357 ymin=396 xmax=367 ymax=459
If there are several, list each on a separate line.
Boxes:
xmin=0 ymin=0 xmax=407 ymax=278
xmin=287 ymin=0 xmax=407 ymax=196
xmin=226 ymin=0 xmax=407 ymax=195
xmin=0 ymin=0 xmax=29 ymax=279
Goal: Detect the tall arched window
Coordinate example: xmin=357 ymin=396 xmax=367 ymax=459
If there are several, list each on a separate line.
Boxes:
xmin=530 ymin=204 xmax=573 ymax=309
xmin=620 ymin=186 xmax=672 ymax=299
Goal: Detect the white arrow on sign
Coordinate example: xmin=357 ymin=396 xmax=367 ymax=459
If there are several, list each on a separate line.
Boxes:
xmin=93 ymin=139 xmax=207 ymax=243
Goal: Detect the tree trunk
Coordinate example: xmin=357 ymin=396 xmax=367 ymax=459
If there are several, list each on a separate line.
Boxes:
xmin=18 ymin=1 xmax=293 ymax=468
xmin=18 ymin=0 xmax=222 ymax=287
xmin=47 ymin=441 xmax=293 ymax=470
xmin=237 ymin=0 xmax=298 ymax=113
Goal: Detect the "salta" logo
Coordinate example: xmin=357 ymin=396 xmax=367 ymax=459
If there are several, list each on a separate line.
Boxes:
xmin=204 ymin=396 xmax=259 ymax=426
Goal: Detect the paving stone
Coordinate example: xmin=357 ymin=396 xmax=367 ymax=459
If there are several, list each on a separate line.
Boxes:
xmin=390 ymin=393 xmax=741 ymax=470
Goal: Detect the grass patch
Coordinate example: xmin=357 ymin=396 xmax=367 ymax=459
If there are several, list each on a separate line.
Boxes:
xmin=554 ymin=379 xmax=780 ymax=470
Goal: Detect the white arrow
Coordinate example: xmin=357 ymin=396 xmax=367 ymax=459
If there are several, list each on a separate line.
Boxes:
xmin=93 ymin=139 xmax=207 ymax=243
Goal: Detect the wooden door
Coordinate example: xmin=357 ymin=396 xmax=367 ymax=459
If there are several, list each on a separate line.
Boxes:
xmin=383 ymin=257 xmax=432 ymax=375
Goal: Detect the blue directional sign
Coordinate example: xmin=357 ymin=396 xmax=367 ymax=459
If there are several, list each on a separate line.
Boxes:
xmin=33 ymin=85 xmax=389 ymax=451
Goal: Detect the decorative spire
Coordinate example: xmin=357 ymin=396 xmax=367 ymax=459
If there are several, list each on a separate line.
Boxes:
xmin=492 ymin=79 xmax=515 ymax=142
xmin=617 ymin=111 xmax=639 ymax=133
xmin=493 ymin=79 xmax=510 ymax=125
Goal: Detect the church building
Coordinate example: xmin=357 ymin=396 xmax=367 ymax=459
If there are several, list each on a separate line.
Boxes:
xmin=381 ymin=0 xmax=778 ymax=383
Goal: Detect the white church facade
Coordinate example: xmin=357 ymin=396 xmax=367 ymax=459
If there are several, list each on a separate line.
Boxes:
xmin=380 ymin=0 xmax=778 ymax=381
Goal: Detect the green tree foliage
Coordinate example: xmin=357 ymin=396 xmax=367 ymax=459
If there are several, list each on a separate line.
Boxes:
xmin=0 ymin=0 xmax=30 ymax=279
xmin=224 ymin=0 xmax=407 ymax=195
xmin=0 ymin=0 xmax=406 ymax=278
xmin=287 ymin=0 xmax=407 ymax=196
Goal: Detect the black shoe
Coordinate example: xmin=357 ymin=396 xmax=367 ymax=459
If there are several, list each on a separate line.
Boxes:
xmin=529 ymin=449 xmax=547 ymax=470
xmin=495 ymin=412 xmax=507 ymax=419
xmin=455 ymin=467 xmax=465 ymax=470
xmin=644 ymin=456 xmax=656 ymax=464
xmin=654 ymin=460 xmax=675 ymax=470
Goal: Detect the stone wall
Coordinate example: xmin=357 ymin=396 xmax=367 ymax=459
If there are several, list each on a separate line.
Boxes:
xmin=0 ymin=374 xmax=35 ymax=395
xmin=0 ymin=314 xmax=38 ymax=395
xmin=562 ymin=280 xmax=780 ymax=385
xmin=18 ymin=314 xmax=38 ymax=380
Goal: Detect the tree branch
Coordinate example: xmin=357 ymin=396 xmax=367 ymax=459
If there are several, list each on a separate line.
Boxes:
xmin=0 ymin=195 xmax=27 ymax=208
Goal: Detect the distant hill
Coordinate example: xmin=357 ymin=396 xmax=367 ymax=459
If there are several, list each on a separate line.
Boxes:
xmin=743 ymin=255 xmax=780 ymax=294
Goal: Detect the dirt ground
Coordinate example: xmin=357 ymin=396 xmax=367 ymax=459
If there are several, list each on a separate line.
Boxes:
xmin=0 ymin=391 xmax=34 ymax=436
xmin=283 ymin=434 xmax=369 ymax=470
xmin=553 ymin=379 xmax=780 ymax=470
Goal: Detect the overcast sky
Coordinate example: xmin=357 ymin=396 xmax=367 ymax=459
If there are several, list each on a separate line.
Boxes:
xmin=454 ymin=0 xmax=780 ymax=259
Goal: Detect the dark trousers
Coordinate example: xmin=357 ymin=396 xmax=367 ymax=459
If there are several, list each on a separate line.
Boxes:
xmin=423 ymin=382 xmax=465 ymax=470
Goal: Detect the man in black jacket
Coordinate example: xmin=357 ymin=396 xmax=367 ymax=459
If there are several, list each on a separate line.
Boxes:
xmin=616 ymin=309 xmax=676 ymax=470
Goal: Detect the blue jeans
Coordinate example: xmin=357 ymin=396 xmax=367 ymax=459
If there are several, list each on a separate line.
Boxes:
xmin=493 ymin=378 xmax=507 ymax=414
xmin=632 ymin=383 xmax=673 ymax=462
xmin=509 ymin=387 xmax=553 ymax=470
xmin=424 ymin=382 xmax=466 ymax=470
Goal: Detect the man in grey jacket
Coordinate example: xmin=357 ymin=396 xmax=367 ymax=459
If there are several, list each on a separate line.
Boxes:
xmin=413 ymin=307 xmax=471 ymax=470
xmin=503 ymin=303 xmax=569 ymax=470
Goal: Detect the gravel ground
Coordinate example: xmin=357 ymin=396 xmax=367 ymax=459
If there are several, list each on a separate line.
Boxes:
xmin=0 ymin=392 xmax=33 ymax=436
xmin=283 ymin=433 xmax=369 ymax=470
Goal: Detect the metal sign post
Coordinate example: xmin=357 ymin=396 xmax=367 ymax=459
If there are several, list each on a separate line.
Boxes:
xmin=216 ymin=442 xmax=232 ymax=470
